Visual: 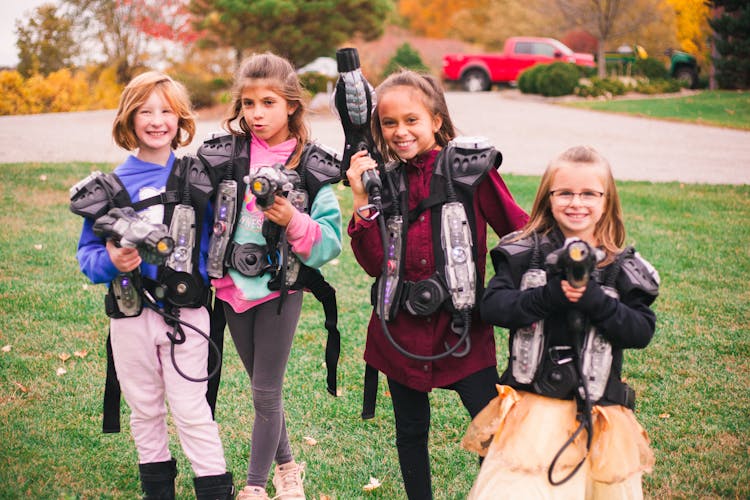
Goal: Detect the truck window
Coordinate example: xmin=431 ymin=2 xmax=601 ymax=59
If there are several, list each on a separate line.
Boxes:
xmin=514 ymin=42 xmax=533 ymax=55
xmin=532 ymin=42 xmax=556 ymax=57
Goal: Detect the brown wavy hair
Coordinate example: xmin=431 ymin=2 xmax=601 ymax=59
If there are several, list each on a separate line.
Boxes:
xmin=112 ymin=71 xmax=196 ymax=151
xmin=517 ymin=145 xmax=625 ymax=260
xmin=223 ymin=52 xmax=310 ymax=169
xmin=371 ymin=70 xmax=456 ymax=162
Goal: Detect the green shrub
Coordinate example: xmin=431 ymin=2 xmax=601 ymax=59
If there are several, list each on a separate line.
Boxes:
xmin=172 ymin=72 xmax=231 ymax=109
xmin=518 ymin=64 xmax=548 ymax=94
xmin=634 ymin=78 xmax=682 ymax=94
xmin=299 ymin=72 xmax=335 ymax=96
xmin=576 ymin=76 xmax=628 ymax=98
xmin=537 ymin=62 xmax=581 ymax=97
xmin=633 ymin=57 xmax=669 ymax=80
xmin=382 ymin=43 xmax=430 ymax=78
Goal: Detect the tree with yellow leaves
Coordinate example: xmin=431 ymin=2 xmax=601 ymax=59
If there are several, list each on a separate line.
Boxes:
xmin=664 ymin=0 xmax=710 ymax=65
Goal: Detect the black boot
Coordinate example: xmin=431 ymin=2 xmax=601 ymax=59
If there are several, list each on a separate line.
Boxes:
xmin=138 ymin=459 xmax=177 ymax=500
xmin=194 ymin=472 xmax=235 ymax=500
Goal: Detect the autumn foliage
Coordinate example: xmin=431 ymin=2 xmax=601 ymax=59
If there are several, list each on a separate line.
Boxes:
xmin=0 ymin=67 xmax=122 ymax=116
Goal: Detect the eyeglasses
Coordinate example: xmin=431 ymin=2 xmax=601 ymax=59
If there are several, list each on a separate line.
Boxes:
xmin=549 ymin=190 xmax=605 ymax=206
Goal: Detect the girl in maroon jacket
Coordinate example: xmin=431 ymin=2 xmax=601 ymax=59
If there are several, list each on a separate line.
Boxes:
xmin=346 ymin=70 xmax=528 ymax=499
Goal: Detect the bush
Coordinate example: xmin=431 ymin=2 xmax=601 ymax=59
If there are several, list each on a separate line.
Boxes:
xmin=382 ymin=43 xmax=430 ymax=78
xmin=0 ymin=67 xmax=122 ymax=115
xmin=0 ymin=71 xmax=31 ymax=115
xmin=299 ymin=72 xmax=335 ymax=96
xmin=517 ymin=64 xmax=548 ymax=94
xmin=634 ymin=78 xmax=682 ymax=94
xmin=575 ymin=77 xmax=628 ymax=98
xmin=536 ymin=62 xmax=581 ymax=97
xmin=633 ymin=57 xmax=669 ymax=80
xmin=173 ymin=72 xmax=228 ymax=109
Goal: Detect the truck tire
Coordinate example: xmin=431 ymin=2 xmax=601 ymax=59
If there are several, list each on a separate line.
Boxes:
xmin=461 ymin=69 xmax=490 ymax=92
xmin=674 ymin=66 xmax=698 ymax=89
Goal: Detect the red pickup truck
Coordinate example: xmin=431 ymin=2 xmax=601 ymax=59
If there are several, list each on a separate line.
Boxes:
xmin=442 ymin=36 xmax=596 ymax=91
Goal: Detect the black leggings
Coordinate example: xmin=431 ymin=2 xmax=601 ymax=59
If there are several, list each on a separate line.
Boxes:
xmin=387 ymin=366 xmax=500 ymax=500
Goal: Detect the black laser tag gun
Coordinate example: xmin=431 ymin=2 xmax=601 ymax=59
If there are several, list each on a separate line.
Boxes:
xmin=92 ymin=207 xmax=174 ymax=317
xmin=332 ymin=47 xmax=383 ymax=206
xmin=92 ymin=206 xmax=174 ymax=265
xmin=247 ymin=163 xmax=301 ymax=210
xmin=546 ymin=238 xmax=613 ymax=401
xmin=545 ymin=238 xmax=598 ymax=289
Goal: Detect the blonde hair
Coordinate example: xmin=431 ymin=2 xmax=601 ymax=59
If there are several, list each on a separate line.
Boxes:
xmin=371 ymin=70 xmax=456 ymax=162
xmin=112 ymin=71 xmax=196 ymax=151
xmin=518 ymin=145 xmax=625 ymax=258
xmin=223 ymin=52 xmax=310 ymax=168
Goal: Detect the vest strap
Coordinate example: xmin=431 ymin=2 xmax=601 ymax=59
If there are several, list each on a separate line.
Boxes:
xmin=131 ymin=191 xmax=180 ymax=212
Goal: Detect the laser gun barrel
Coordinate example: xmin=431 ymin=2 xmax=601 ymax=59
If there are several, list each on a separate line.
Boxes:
xmin=93 ymin=206 xmax=174 ymax=265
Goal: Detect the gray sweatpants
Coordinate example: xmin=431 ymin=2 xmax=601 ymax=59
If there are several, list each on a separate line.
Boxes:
xmin=223 ymin=292 xmax=304 ymax=487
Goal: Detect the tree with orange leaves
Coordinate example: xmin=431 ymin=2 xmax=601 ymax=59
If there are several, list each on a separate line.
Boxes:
xmin=398 ymin=0 xmax=485 ymax=38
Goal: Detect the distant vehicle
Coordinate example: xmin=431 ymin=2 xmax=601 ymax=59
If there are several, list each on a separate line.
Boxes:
xmin=604 ymin=44 xmax=700 ymax=88
xmin=442 ymin=36 xmax=596 ymax=92
xmin=297 ymin=57 xmax=338 ymax=78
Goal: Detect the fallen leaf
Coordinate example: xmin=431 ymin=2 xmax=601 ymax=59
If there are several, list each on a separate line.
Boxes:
xmin=74 ymin=350 xmax=89 ymax=358
xmin=329 ymin=258 xmax=339 ymax=266
xmin=82 ymin=284 xmax=89 ymax=290
xmin=13 ymin=381 xmax=28 ymax=393
xmin=59 ymin=352 xmax=71 ymax=362
xmin=303 ymin=436 xmax=318 ymax=446
xmin=384 ymin=390 xmax=391 ymax=398
xmin=39 ymin=174 xmax=48 ymax=181
xmin=362 ymin=476 xmax=381 ymax=491
xmin=56 ymin=367 xmax=67 ymax=376
xmin=319 ymin=496 xmax=332 ymax=500
xmin=659 ymin=413 xmax=670 ymax=419
xmin=34 ymin=244 xmax=43 ymax=250
xmin=2 ymin=345 xmax=10 ymax=353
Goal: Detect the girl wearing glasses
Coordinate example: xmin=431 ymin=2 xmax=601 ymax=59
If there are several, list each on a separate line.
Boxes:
xmin=464 ymin=145 xmax=660 ymax=499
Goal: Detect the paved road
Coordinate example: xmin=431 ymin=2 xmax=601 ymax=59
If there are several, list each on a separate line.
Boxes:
xmin=1 ymin=91 xmax=748 ymax=185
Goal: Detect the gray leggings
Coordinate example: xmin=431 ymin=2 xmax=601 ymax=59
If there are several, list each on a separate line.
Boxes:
xmin=223 ymin=292 xmax=304 ymax=487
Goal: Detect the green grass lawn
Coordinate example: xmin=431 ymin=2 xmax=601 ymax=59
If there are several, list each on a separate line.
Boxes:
xmin=0 ymin=163 xmax=748 ymax=499
xmin=562 ymin=90 xmax=750 ymax=130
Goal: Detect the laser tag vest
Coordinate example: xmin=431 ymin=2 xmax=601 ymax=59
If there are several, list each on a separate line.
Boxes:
xmin=492 ymin=230 xmax=660 ymax=408
xmin=378 ymin=142 xmax=500 ymax=313
xmin=361 ymin=141 xmax=500 ymax=419
xmin=196 ymin=133 xmax=343 ymax=396
xmin=70 ymin=156 xmax=215 ymax=306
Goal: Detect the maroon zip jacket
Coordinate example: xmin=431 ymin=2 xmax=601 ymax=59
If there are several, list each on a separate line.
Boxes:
xmin=348 ymin=149 xmax=529 ymax=391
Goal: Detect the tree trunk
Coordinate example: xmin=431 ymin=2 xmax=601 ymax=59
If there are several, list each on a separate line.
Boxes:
xmin=597 ymin=41 xmax=607 ymax=78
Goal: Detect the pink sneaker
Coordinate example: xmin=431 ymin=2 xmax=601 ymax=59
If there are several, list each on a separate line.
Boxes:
xmin=237 ymin=485 xmax=270 ymax=500
xmin=272 ymin=461 xmax=306 ymax=499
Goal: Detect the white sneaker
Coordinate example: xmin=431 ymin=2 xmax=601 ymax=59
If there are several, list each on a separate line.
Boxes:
xmin=271 ymin=461 xmax=306 ymax=499
xmin=237 ymin=485 xmax=270 ymax=500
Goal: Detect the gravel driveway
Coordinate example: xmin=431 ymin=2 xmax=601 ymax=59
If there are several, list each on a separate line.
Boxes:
xmin=1 ymin=91 xmax=747 ymax=185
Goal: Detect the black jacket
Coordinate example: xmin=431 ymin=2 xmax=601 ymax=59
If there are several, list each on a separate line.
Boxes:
xmin=481 ymin=229 xmax=659 ymax=405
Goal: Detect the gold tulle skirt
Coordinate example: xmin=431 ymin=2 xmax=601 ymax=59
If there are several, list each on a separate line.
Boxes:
xmin=461 ymin=385 xmax=654 ymax=500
